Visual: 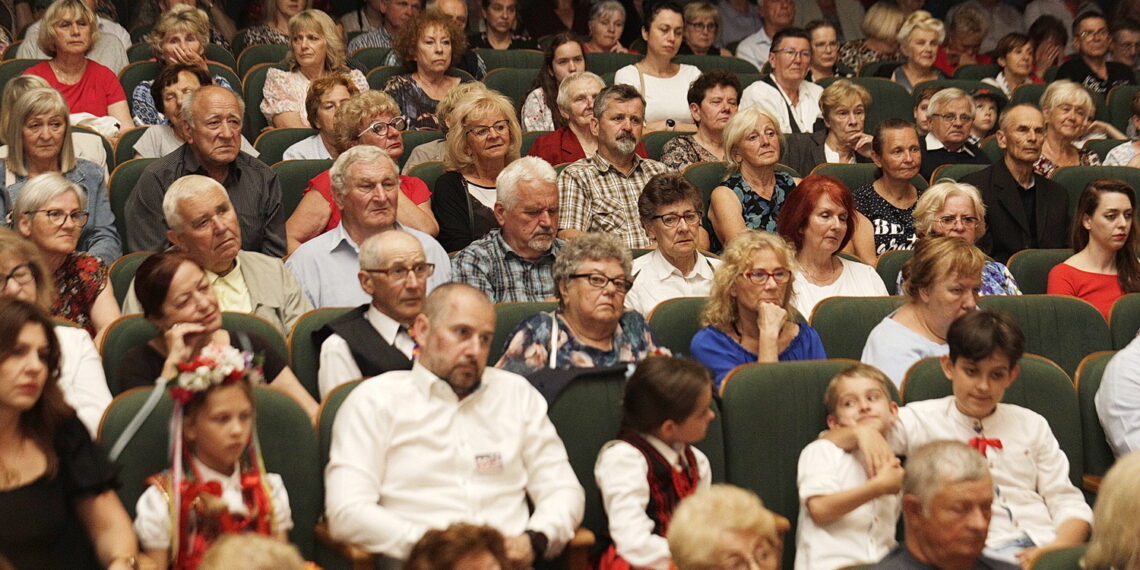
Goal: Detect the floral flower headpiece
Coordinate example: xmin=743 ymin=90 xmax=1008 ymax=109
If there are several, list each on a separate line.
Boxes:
xmin=170 ymin=343 xmax=265 ymax=404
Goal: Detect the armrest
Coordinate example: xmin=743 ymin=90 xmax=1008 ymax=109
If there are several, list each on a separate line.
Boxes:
xmin=314 ymin=518 xmax=379 ymax=570
xmin=1082 ymin=474 xmax=1102 ymax=494
xmin=565 ymin=527 xmax=596 ymax=570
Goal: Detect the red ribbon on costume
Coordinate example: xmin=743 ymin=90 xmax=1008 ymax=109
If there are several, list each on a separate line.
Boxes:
xmin=968 ymin=437 xmax=1003 ymax=457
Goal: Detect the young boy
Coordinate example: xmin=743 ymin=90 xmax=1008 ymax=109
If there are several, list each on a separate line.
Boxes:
xmin=969 ymin=89 xmax=1002 ymax=145
xmin=828 ymin=310 xmax=1092 ymax=565
xmin=795 ymin=364 xmax=904 ymax=570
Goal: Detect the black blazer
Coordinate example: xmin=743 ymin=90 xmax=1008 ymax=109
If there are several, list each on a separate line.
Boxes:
xmin=782 ymin=129 xmax=871 ymax=178
xmin=960 ymin=159 xmax=1071 ymax=263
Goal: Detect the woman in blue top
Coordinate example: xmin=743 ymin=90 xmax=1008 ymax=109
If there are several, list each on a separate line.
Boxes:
xmin=691 ymin=230 xmax=825 ymax=388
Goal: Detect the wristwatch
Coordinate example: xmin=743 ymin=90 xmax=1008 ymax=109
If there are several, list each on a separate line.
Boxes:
xmin=666 ymin=119 xmax=676 ymax=131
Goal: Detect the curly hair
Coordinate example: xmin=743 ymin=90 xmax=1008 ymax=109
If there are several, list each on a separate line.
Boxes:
xmin=304 ymin=73 xmax=360 ymax=129
xmin=552 ymin=233 xmax=632 ymax=307
xmin=701 ymin=230 xmax=799 ymax=330
xmin=443 ymin=90 xmax=522 ymax=172
xmin=404 ymin=523 xmax=511 ymax=570
xmin=331 ymin=90 xmax=401 ymax=154
xmin=393 ymin=10 xmax=468 ymax=73
xmin=912 ymin=181 xmax=987 ymax=238
xmin=284 ymin=10 xmax=349 ymax=73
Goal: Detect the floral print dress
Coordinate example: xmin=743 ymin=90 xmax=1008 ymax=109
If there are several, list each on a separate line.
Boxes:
xmin=496 ymin=311 xmax=666 ymax=376
xmin=51 ymin=251 xmax=108 ymax=336
xmin=722 ymin=170 xmax=796 ymax=233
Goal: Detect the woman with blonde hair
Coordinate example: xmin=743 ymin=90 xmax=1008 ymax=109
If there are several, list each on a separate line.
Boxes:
xmin=1082 ymin=450 xmax=1140 ymax=570
xmin=669 ymin=485 xmax=782 ymax=570
xmin=890 ymin=10 xmax=946 ymax=93
xmin=679 ymin=1 xmax=731 ymax=56
xmin=782 ymin=79 xmax=873 ymax=176
xmin=691 ymin=230 xmax=826 ymax=389
xmin=261 ymin=10 xmax=368 ymax=129
xmin=1034 ymin=80 xmax=1122 ymax=177
xmin=837 ymin=1 xmax=905 ymax=75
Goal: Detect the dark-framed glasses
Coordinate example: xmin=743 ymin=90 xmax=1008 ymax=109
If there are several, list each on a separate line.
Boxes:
xmin=1 ymin=263 xmax=35 ymax=288
xmin=28 ymin=209 xmax=89 ymax=227
xmin=569 ymin=273 xmax=632 ymax=292
xmin=742 ymin=268 xmax=791 ymax=285
xmin=687 ymin=21 xmax=717 ymax=32
xmin=357 ymin=116 xmax=408 ymax=139
xmin=936 ymin=215 xmax=980 ymax=227
xmin=363 ymin=263 xmax=435 ymax=280
xmin=465 ymin=119 xmax=511 ymax=138
xmin=651 ymin=211 xmax=701 ymax=227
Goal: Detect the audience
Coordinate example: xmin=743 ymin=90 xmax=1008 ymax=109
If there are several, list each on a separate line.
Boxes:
xmin=1098 ymin=332 xmax=1140 ymax=458
xmin=282 ymin=74 xmax=359 ymax=161
xmin=851 ymin=118 xmax=922 ymax=259
xmin=468 ymin=0 xmax=534 ymax=49
xmin=716 ymin=0 xmax=762 ymax=47
xmin=1055 ymin=12 xmax=1136 ymax=96
xmin=403 ymin=82 xmax=490 ymax=174
xmin=918 ymin=87 xmax=989 ymax=180
xmin=890 ymin=11 xmax=945 ymax=93
xmin=1104 ymin=90 xmax=1140 ymax=167
xmin=614 ymin=3 xmax=702 ymax=134
xmin=342 ymin=0 xmax=420 ymax=42
xmin=970 ymin=88 xmax=1002 ymax=144
xmin=528 ymin=72 xmax=651 ymax=166
xmin=521 ymin=33 xmax=584 ymax=132
xmin=0 ymin=75 xmax=109 ymax=175
xmin=781 ymin=79 xmax=872 ymax=177
xmin=1028 ymin=14 xmax=1069 ymax=74
xmin=932 ymin=4 xmax=990 ymax=77
xmin=1109 ymin=18 xmax=1140 ymax=71
xmin=660 ymin=70 xmax=739 ymax=171
xmin=669 ymin=484 xmax=783 ymax=570
xmin=948 ymin=0 xmax=1025 ymax=54
xmin=740 ymin=28 xmax=821 ymax=135
xmin=198 ymin=534 xmax=306 ymax=570
xmin=383 ymin=10 xmax=472 ymax=131
xmin=242 ymin=0 xmax=308 ymax=48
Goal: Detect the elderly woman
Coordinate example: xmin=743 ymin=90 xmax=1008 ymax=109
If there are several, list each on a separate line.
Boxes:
xmin=626 ymin=172 xmax=721 ymax=315
xmin=434 ymin=91 xmax=521 ymax=252
xmin=0 ymin=296 xmax=137 ymax=569
xmin=837 ymin=1 xmax=905 ymax=75
xmin=0 ymin=75 xmax=108 ymax=171
xmin=117 ymin=252 xmax=318 ymax=419
xmin=1048 ymin=180 xmax=1140 ymax=320
xmin=691 ymin=231 xmax=826 ymax=388
xmin=0 ymin=88 xmax=119 ymax=266
xmin=1035 ymin=80 xmax=1122 ymax=177
xmin=776 ymin=174 xmax=888 ymax=318
xmin=496 ymin=233 xmax=665 ymax=376
xmin=1082 ymin=451 xmax=1140 ymax=569
xmin=782 ymin=79 xmax=873 ymax=176
xmin=1105 ymin=90 xmax=1140 ymax=166
xmin=285 ymin=90 xmax=436 ymax=252
xmin=805 ymin=20 xmax=850 ymax=83
xmin=850 ymin=118 xmax=922 ymax=261
xmin=261 ymin=10 xmax=368 ymax=130
xmin=983 ymin=33 xmax=1043 ymax=98
xmin=933 ymin=5 xmax=989 ymax=77
xmin=521 ymin=33 xmax=585 ymax=132
xmin=130 ymin=5 xmax=238 ymax=126
xmin=614 ymin=3 xmax=701 ymax=133
xmin=669 ymin=485 xmax=782 ymax=570
xmin=0 ymin=228 xmax=112 ymax=437
xmin=12 ymin=172 xmax=120 ymax=341
xmin=861 ymin=235 xmax=984 ymax=387
xmin=583 ymin=0 xmax=630 ymax=53
xmin=243 ymin=0 xmax=311 ymax=47
xmin=527 ymin=72 xmax=651 ymax=165
xmin=384 ymin=10 xmax=472 ymax=131
xmin=282 ymin=74 xmax=359 ymax=161
xmin=911 ymin=181 xmax=1020 ymax=296
xmin=709 ymin=107 xmax=799 ymax=247
xmin=131 ymin=65 xmax=258 ymax=159
xmin=679 ymin=1 xmax=730 ymax=56
xmin=890 ymin=11 xmax=946 ymax=93
xmin=23 ymin=0 xmax=133 ymax=134
xmin=660 ymin=70 xmax=739 ymax=171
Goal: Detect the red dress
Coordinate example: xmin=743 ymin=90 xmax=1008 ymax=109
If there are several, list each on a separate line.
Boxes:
xmin=25 ymin=59 xmax=126 ymax=117
xmin=304 ymin=170 xmax=431 ymax=232
xmin=1046 ymin=262 xmax=1124 ymax=320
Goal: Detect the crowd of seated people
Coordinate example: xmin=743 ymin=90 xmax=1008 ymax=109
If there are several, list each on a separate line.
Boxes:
xmin=9 ymin=0 xmax=1140 ymax=567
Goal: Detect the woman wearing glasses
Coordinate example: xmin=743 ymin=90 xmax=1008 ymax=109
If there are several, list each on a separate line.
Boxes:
xmin=433 ymin=91 xmax=522 ymax=252
xmin=691 ymin=231 xmax=825 ymax=389
xmin=285 ymin=90 xmax=437 ymax=253
xmin=614 ymin=2 xmax=701 ymax=133
xmin=497 ymin=233 xmax=665 ymax=376
xmin=678 ymin=2 xmax=730 ymax=56
xmin=11 ymin=172 xmax=120 ymax=342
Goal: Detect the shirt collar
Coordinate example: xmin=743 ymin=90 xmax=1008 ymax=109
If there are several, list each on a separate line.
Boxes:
xmin=590 ymin=150 xmax=644 ymax=174
xmin=642 ymin=249 xmax=715 ymax=280
xmin=182 ymin=145 xmax=241 ymax=181
xmin=204 ymin=254 xmax=243 ymax=285
xmin=192 ymin=455 xmax=242 ymax=485
xmin=642 ymin=433 xmax=687 ymax=470
xmin=925 ymin=132 xmax=975 ymax=156
xmin=409 ymin=361 xmax=486 ymax=402
xmin=366 ymin=303 xmax=406 ymax=340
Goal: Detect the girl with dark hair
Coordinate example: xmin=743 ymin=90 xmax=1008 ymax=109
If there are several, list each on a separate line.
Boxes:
xmin=521 ymin=32 xmax=584 ymax=132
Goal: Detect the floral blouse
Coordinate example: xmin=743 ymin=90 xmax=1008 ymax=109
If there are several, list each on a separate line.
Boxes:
xmin=521 ymin=87 xmax=555 ymax=132
xmin=384 ymin=74 xmax=473 ymax=130
xmin=721 ymin=171 xmax=796 ymax=233
xmin=896 ymin=260 xmax=1021 ymax=296
xmin=260 ymin=67 xmax=369 ymax=126
xmin=1033 ymin=146 xmax=1101 ymax=178
xmin=51 ymin=251 xmax=107 ymax=336
xmin=837 ymin=40 xmax=901 ymax=75
xmin=496 ymin=311 xmax=667 ymax=376
xmin=242 ymin=24 xmax=289 ymax=48
xmin=661 ymin=135 xmax=720 ymax=171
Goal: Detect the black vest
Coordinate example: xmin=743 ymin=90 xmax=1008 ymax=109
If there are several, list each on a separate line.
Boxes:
xmin=317 ymin=305 xmax=413 ymax=378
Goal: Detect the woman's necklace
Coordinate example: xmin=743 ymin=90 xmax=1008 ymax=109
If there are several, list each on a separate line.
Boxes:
xmin=49 ymin=60 xmax=85 ymax=85
xmin=802 ymin=257 xmax=840 ymax=284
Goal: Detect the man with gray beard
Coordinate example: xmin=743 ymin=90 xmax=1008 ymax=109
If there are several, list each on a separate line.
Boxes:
xmin=452 ymin=157 xmax=564 ymax=302
xmin=556 ymin=84 xmax=668 ymax=249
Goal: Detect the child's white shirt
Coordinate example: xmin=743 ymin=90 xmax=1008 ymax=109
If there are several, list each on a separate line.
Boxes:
xmin=134 ymin=457 xmax=294 ymax=550
xmin=594 ymin=434 xmax=712 ymax=570
xmin=795 ymin=439 xmax=900 ymax=570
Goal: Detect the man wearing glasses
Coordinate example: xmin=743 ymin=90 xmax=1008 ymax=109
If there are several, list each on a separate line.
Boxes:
xmin=919 ymin=87 xmax=989 ymax=180
xmin=1056 ymin=12 xmax=1137 ymax=95
xmin=739 ymin=28 xmax=823 ymax=135
xmin=287 ymin=144 xmax=449 ymax=308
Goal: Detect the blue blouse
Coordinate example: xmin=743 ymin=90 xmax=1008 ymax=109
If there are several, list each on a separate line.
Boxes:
xmin=690 ymin=324 xmax=826 ymax=389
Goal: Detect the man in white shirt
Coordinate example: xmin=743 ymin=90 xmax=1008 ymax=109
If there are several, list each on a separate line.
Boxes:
xmin=740 ymin=28 xmax=823 ymax=135
xmin=735 ymin=0 xmax=795 ymax=70
xmin=315 ymin=230 xmax=424 ymax=398
xmin=324 ymin=283 xmax=585 ymax=568
xmin=1095 ymin=331 xmax=1140 ymax=457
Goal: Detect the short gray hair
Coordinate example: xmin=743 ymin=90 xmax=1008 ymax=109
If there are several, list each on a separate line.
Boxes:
xmin=13 ymin=172 xmax=86 ymax=217
xmin=556 ymin=71 xmax=605 ymax=112
xmin=162 ymin=175 xmax=228 ymax=231
xmin=593 ymin=83 xmax=645 ymax=121
xmin=897 ymin=10 xmax=946 ymax=45
xmin=589 ymin=0 xmax=625 ymax=22
xmin=496 ymin=156 xmax=557 ymax=210
xmin=359 ymin=229 xmax=419 ymax=270
xmin=927 ymin=87 xmax=974 ymax=117
xmin=180 ymin=85 xmax=246 ymax=131
xmin=913 ymin=181 xmax=987 ymax=238
xmin=904 ymin=440 xmax=991 ymax=513
xmin=552 ymin=233 xmax=632 ymax=304
xmin=329 ymin=145 xmax=398 ymax=201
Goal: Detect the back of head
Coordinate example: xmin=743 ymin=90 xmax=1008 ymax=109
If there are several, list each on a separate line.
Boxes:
xmin=862 ymin=0 xmax=905 ymax=43
xmin=621 ymin=356 xmax=712 ymax=433
xmin=198 ymin=534 xmax=305 ymax=570
xmin=405 ymin=523 xmax=510 ymax=570
xmin=669 ymin=484 xmax=780 ymax=570
xmin=1083 ymin=450 xmax=1140 ymax=570
xmin=903 ymin=440 xmax=990 ymax=509
xmin=946 ymin=309 xmax=1025 ymax=365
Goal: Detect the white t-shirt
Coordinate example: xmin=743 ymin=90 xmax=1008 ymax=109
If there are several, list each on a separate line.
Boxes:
xmin=614 ymin=64 xmax=704 ymax=125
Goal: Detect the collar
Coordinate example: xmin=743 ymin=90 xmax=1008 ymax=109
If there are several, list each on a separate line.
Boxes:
xmin=366 ymin=304 xmax=407 ymax=343
xmin=642 ymin=432 xmax=689 ymax=470
xmin=192 ymin=455 xmax=242 ymax=485
xmin=493 ymin=229 xmax=562 ymax=262
xmin=641 ymin=248 xmax=716 ymax=280
xmin=326 ymin=223 xmax=361 ymax=254
xmin=924 ymin=132 xmax=975 ymax=155
xmin=204 ymin=254 xmax=243 ymax=284
xmin=589 ymin=149 xmax=643 ymax=175
xmin=943 ymin=395 xmax=996 ymax=432
xmin=181 ymin=145 xmax=240 ymax=181
xmin=408 ymin=360 xmax=485 ymax=402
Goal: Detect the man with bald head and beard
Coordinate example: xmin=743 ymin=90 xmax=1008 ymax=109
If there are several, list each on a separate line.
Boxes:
xmin=325 ymin=283 xmax=584 ymax=568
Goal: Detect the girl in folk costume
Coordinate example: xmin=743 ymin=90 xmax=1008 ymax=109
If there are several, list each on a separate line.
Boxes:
xmin=594 ymin=356 xmax=716 ymax=569
xmin=133 ymin=343 xmax=293 ymax=569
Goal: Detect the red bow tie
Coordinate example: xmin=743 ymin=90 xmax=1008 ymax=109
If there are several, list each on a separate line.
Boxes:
xmin=968 ymin=437 xmax=1003 ymax=457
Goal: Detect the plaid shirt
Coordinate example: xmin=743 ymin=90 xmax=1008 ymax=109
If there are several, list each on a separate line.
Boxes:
xmin=557 ymin=152 xmax=667 ymax=248
xmin=451 ymin=229 xmax=563 ymax=303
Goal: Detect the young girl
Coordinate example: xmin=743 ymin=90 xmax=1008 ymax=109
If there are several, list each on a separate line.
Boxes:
xmin=594 ymin=356 xmax=716 ymax=570
xmin=133 ymin=344 xmax=293 ymax=569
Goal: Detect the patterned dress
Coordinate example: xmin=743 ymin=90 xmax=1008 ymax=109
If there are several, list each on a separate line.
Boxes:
xmin=496 ymin=311 xmax=666 ymax=376
xmin=853 ymin=182 xmax=920 ymax=255
xmin=383 ymin=74 xmax=472 ymax=131
xmin=836 ymin=40 xmax=901 ymax=75
xmin=1033 ymin=146 xmax=1101 ymax=178
xmin=721 ymin=170 xmax=796 ymax=233
xmin=51 ymin=251 xmax=108 ymax=336
xmin=660 ymin=135 xmax=720 ymax=171
xmin=241 ymin=24 xmax=289 ymax=48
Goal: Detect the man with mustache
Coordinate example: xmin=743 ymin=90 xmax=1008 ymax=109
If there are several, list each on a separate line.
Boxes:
xmin=918 ymin=87 xmax=989 ymax=181
xmin=961 ymin=104 xmax=1071 ymax=263
xmin=325 ymin=283 xmax=585 ymax=568
xmin=739 ymin=27 xmax=822 ymax=135
xmin=452 ymin=157 xmax=563 ymax=302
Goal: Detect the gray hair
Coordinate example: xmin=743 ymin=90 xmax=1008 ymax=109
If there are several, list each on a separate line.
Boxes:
xmin=4 ymin=88 xmax=76 ymax=177
xmin=897 ymin=10 xmax=946 ymax=45
xmin=927 ymin=87 xmax=975 ymax=117
xmin=162 ymin=174 xmax=229 ymax=231
xmin=552 ymin=233 xmax=632 ymax=304
xmin=589 ymin=0 xmax=625 ymax=22
xmin=593 ymin=83 xmax=645 ymax=121
xmin=556 ymin=71 xmax=605 ymax=113
xmin=180 ymin=85 xmax=246 ymax=131
xmin=1040 ymin=79 xmax=1095 ymax=117
xmin=329 ymin=145 xmax=398 ymax=201
xmin=913 ymin=181 xmax=987 ymax=238
xmin=904 ymin=440 xmax=991 ymax=514
xmin=12 ymin=172 xmax=87 ymax=217
xmin=0 ymin=75 xmax=51 ymax=142
xmin=496 ymin=156 xmax=557 ymax=211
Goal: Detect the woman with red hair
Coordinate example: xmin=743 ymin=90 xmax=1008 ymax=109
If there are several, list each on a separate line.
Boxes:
xmin=776 ymin=174 xmax=888 ymax=318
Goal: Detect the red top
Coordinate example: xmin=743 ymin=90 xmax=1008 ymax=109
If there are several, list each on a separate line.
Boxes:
xmin=1047 ymin=262 xmax=1123 ymax=320
xmin=527 ymin=126 xmax=649 ymax=167
xmin=933 ymin=48 xmax=993 ymax=78
xmin=25 ymin=59 xmax=126 ymax=117
xmin=305 ymin=170 xmax=431 ymax=232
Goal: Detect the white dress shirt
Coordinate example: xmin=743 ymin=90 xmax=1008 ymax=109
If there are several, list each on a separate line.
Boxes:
xmin=626 ymin=250 xmax=721 ymax=316
xmin=283 ymin=134 xmax=333 ymax=161
xmin=1095 ymin=332 xmax=1140 ymax=457
xmin=735 ymin=27 xmax=773 ymax=71
xmin=318 ymin=305 xmax=415 ymax=398
xmin=324 ymin=363 xmax=584 ymax=565
xmin=740 ymin=79 xmax=824 ymax=135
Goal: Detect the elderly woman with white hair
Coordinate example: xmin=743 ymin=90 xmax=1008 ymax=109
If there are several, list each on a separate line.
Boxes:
xmin=528 ymin=71 xmax=650 ymax=165
xmin=669 ymin=485 xmax=783 ymax=570
xmin=11 ymin=172 xmax=120 ymax=341
xmin=583 ymin=0 xmax=630 ymax=53
xmin=1035 ymin=80 xmax=1123 ymax=177
xmin=890 ymin=10 xmax=946 ymax=93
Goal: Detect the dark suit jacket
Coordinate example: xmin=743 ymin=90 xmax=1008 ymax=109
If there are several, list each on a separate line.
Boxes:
xmin=526 ymin=127 xmax=648 ymax=167
xmin=919 ymin=137 xmax=989 ymax=181
xmin=960 ymin=158 xmax=1071 ymax=263
xmin=782 ymin=129 xmax=871 ymax=178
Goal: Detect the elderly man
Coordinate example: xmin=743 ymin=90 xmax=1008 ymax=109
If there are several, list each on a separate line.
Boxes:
xmin=325 ymin=283 xmax=585 ymax=568
xmin=739 ymin=28 xmax=822 ymax=135
xmin=316 ymin=231 xmax=423 ymax=399
xmin=1056 ymin=12 xmax=1136 ymax=95
xmin=919 ymin=87 xmax=990 ymax=180
xmin=125 ymin=85 xmax=286 ymax=256
xmin=452 ymin=157 xmax=562 ymax=303
xmin=735 ymin=0 xmax=795 ymax=71
xmin=287 ymin=145 xmax=449 ymax=308
xmin=871 ymin=441 xmax=1018 ymax=569
xmin=557 ymin=84 xmax=668 ymax=249
xmin=344 ymin=0 xmax=423 ymax=50
xmin=121 ymin=175 xmax=311 ymax=335
xmin=961 ymin=104 xmax=1070 ymax=263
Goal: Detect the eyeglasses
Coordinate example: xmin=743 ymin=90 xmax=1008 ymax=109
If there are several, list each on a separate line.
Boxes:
xmin=27 ymin=209 xmax=89 ymax=227
xmin=363 ymin=263 xmax=435 ymax=281
xmin=931 ymin=112 xmax=974 ymax=124
xmin=936 ymin=215 xmax=980 ymax=227
xmin=651 ymin=211 xmax=701 ymax=227
xmin=742 ymin=269 xmax=791 ymax=285
xmin=569 ymin=273 xmax=632 ymax=292
xmin=687 ymin=21 xmax=717 ymax=31
xmin=466 ymin=119 xmax=511 ymax=138
xmin=356 ymin=116 xmax=408 ymax=139
xmin=1 ymin=263 xmax=34 ymax=289
xmin=1079 ymin=29 xmax=1109 ymax=39
xmin=772 ymin=48 xmax=811 ymax=59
